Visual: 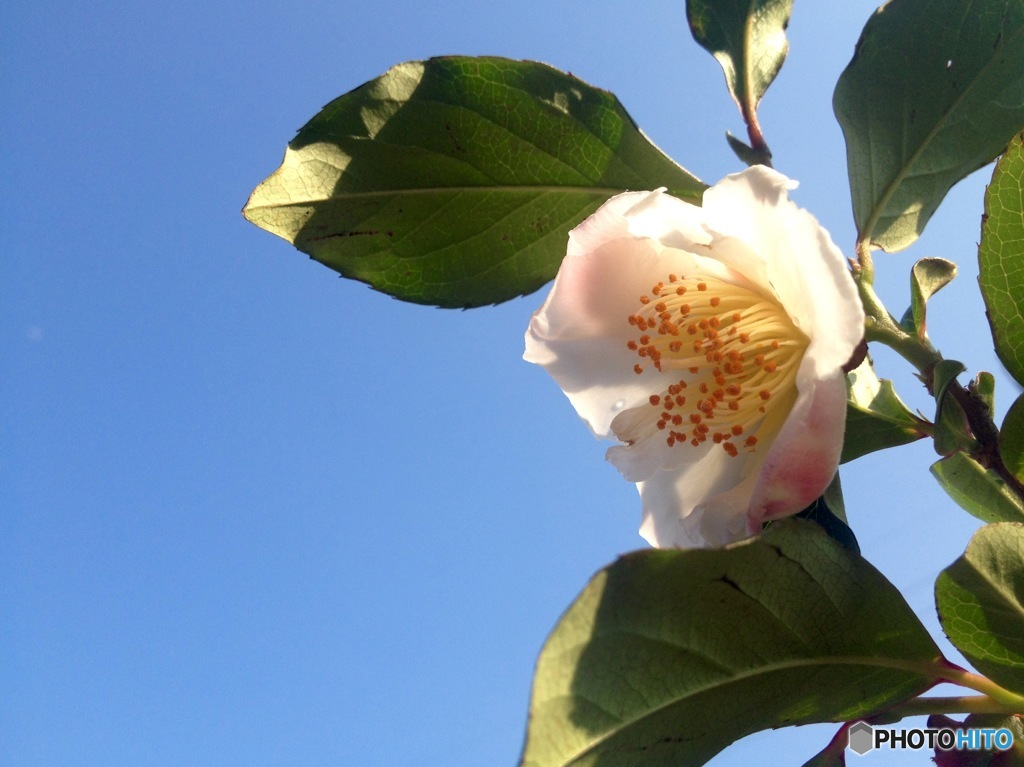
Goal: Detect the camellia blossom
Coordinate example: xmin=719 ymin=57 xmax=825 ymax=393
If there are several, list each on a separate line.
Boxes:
xmin=524 ymin=166 xmax=864 ymax=548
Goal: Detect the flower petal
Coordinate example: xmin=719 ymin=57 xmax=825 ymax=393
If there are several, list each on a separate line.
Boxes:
xmin=525 ymin=193 xmax=708 ymax=439
xmin=703 ymin=167 xmax=864 ymax=374
xmin=747 ymin=373 xmax=848 ymax=530
xmin=526 ymin=168 xmax=863 ymax=549
xmin=637 ymin=450 xmax=755 ymax=547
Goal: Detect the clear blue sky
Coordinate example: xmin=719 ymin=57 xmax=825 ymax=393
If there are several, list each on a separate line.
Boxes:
xmin=2 ymin=1 xmax=1005 ymax=765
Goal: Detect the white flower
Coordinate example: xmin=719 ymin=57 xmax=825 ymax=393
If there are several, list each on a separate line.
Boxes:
xmin=525 ymin=166 xmax=864 ymax=547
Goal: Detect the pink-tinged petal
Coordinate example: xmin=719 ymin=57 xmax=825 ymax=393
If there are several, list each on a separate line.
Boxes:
xmin=526 ymin=191 xmax=715 ymax=439
xmin=526 ymin=168 xmax=862 ymax=549
xmin=527 ymin=238 xmax=664 ymax=438
xmin=746 ymin=373 xmax=848 ymax=531
xmin=564 ymin=190 xmax=661 ymax=257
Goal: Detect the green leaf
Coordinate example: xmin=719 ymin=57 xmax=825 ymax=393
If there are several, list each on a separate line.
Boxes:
xmin=243 ymin=57 xmax=705 ymax=308
xmin=933 ymin=359 xmax=976 ymax=456
xmin=935 ymin=523 xmax=1024 ymax=696
xmin=520 ymin=521 xmax=941 ymax=767
xmin=687 ymin=0 xmax=794 ymax=117
xmin=842 ymin=357 xmax=927 ymax=463
xmin=974 ymin=371 xmax=997 ymax=421
xmin=1000 ymin=392 xmax=1024 ymax=483
xmin=724 ymin=131 xmax=770 ymax=167
xmin=910 ymin=257 xmax=958 ymax=339
xmin=930 ymin=452 xmax=1024 ymax=523
xmin=929 ymin=714 xmax=1024 ymax=767
xmin=979 ymin=132 xmax=1024 ymax=386
xmin=833 ymin=0 xmax=1024 ymax=253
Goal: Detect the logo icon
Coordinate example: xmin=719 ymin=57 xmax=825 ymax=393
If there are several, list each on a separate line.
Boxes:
xmin=848 ymin=721 xmax=874 ymax=755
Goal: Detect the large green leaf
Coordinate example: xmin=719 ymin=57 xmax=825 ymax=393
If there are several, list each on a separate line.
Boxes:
xmin=936 ymin=523 xmax=1024 ymax=696
xmin=687 ymin=0 xmax=793 ymax=161
xmin=979 ymin=132 xmax=1024 ymax=386
xmin=520 ymin=521 xmax=942 ymax=767
xmin=833 ymin=0 xmax=1024 ymax=253
xmin=842 ymin=357 xmax=927 ymax=463
xmin=244 ymin=57 xmax=706 ymax=308
xmin=930 ymin=452 xmax=1024 ymax=524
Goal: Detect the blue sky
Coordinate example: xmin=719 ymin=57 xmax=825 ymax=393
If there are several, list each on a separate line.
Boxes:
xmin=2 ymin=1 xmax=1007 ymax=765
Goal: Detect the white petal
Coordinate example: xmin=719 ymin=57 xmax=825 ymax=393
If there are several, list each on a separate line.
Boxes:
xmin=525 ymin=191 xmax=714 ymax=439
xmin=703 ymin=167 xmax=864 ymax=374
xmin=637 ymin=450 xmax=755 ymax=548
xmin=525 ymin=169 xmax=863 ymax=550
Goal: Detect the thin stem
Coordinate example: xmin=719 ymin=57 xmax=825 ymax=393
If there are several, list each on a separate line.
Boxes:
xmin=872 ymin=695 xmax=1021 ymax=721
xmin=855 ymin=239 xmax=875 ymax=286
xmin=741 ymin=103 xmax=773 ymax=168
xmin=940 ymin=664 xmax=1024 ymax=710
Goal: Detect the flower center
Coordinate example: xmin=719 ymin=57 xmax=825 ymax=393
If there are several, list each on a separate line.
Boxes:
xmin=626 ymin=272 xmax=808 ymax=457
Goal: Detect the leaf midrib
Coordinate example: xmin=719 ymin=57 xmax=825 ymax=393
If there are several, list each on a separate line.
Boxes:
xmin=552 ymin=652 xmax=943 ymax=766
xmin=244 ymin=185 xmax=674 ymax=214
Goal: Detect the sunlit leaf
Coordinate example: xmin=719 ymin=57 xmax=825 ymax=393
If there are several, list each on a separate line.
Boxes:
xmin=834 ymin=0 xmax=1024 ymax=252
xmin=244 ymin=57 xmax=705 ymax=308
xmin=520 ymin=521 xmax=941 ymax=767
xmin=979 ymin=132 xmax=1024 ymax=386
xmin=936 ymin=523 xmax=1024 ymax=696
xmin=910 ymin=257 xmax=957 ymax=339
xmin=930 ymin=452 xmax=1024 ymax=523
xmin=686 ymin=0 xmax=794 ymax=118
xmin=842 ymin=357 xmax=927 ymax=463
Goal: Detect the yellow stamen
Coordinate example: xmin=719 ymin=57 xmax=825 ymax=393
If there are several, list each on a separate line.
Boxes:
xmin=625 ymin=273 xmax=808 ymax=456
